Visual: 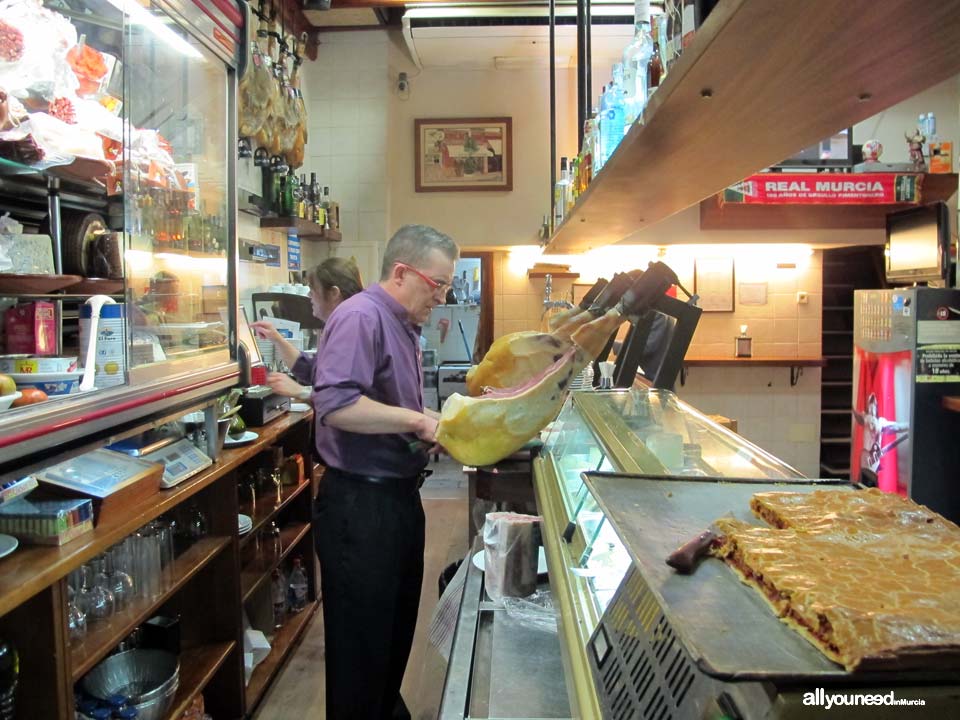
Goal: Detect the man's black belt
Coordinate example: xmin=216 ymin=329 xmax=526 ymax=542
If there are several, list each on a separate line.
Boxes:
xmin=326 ymin=466 xmax=431 ymax=494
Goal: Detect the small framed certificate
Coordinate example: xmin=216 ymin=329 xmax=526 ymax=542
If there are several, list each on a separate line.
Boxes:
xmin=694 ymin=257 xmax=735 ymax=312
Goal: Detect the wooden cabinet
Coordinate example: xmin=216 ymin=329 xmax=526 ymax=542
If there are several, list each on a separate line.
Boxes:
xmin=0 ymin=407 xmax=318 ymax=720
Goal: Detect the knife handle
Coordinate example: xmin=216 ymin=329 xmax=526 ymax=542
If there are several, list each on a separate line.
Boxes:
xmin=666 ymin=529 xmax=719 ymax=574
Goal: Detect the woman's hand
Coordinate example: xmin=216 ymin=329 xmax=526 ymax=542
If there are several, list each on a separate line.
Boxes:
xmin=266 ymin=371 xmax=308 ymax=399
xmin=250 ymin=321 xmax=282 ymax=344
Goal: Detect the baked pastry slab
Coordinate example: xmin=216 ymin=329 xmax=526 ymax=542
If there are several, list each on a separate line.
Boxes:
xmin=711 ymin=490 xmax=960 ymax=672
xmin=750 ymin=487 xmax=960 ymax=537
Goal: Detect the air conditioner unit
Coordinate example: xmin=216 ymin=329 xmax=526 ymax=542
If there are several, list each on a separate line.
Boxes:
xmin=402 ymin=3 xmax=636 ymax=71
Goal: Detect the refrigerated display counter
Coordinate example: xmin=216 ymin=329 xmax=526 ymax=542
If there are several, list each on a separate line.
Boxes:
xmin=533 ymin=388 xmax=960 ymax=718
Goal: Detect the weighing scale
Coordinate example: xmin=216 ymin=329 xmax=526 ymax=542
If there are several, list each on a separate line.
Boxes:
xmin=142 ymin=438 xmax=213 ymax=489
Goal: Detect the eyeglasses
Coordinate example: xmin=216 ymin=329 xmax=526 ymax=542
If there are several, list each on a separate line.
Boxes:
xmin=395 ymin=262 xmax=452 ymax=295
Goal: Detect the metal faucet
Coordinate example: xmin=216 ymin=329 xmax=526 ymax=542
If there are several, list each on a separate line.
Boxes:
xmin=542 ymin=273 xmax=574 ymax=319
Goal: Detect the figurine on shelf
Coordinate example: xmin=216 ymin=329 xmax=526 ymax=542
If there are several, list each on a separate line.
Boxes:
xmin=862 ymin=139 xmax=883 ymax=164
xmin=905 ymin=128 xmax=927 ymax=171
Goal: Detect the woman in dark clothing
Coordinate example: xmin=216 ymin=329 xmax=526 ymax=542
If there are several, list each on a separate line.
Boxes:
xmin=251 ymin=256 xmax=363 ymax=399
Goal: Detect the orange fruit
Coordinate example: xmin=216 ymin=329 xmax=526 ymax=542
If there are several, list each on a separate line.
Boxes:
xmin=13 ymin=388 xmax=48 ymax=406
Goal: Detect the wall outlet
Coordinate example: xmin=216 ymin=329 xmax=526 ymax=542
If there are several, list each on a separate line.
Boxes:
xmin=796 ymin=291 xmax=809 ymax=304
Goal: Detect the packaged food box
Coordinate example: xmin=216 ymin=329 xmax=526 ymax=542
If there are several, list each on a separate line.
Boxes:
xmin=0 ymin=355 xmax=77 ymax=374
xmin=5 ymin=302 xmax=56 ymax=355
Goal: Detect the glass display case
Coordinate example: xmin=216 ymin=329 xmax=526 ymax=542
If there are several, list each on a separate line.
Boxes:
xmin=122 ymin=0 xmax=233 ymax=381
xmin=533 ymin=388 xmax=803 ymax=718
xmin=0 ymin=0 xmax=241 ymax=464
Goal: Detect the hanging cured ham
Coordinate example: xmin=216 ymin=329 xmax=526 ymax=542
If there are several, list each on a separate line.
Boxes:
xmin=238 ymin=0 xmax=273 ymax=139
xmin=438 ymin=264 xmax=682 ymax=467
xmin=438 ymin=309 xmax=625 ymax=468
xmin=464 ymin=273 xmax=633 ymax=395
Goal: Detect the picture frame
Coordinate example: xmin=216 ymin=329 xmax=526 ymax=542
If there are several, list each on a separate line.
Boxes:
xmin=415 ymin=117 xmax=513 ymax=192
xmin=694 ymin=257 xmax=735 ymax=312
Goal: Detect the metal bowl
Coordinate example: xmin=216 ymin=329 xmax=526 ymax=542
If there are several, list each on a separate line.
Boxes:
xmin=82 ymin=649 xmax=179 ymax=715
xmin=129 ymin=679 xmax=179 ymax=720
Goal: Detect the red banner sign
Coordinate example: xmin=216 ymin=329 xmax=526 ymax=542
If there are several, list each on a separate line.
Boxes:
xmin=722 ymin=173 xmax=922 ymax=205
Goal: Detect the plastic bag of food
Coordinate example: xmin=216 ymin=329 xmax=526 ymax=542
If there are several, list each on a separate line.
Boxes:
xmin=0 ymin=0 xmax=78 ymax=102
xmin=0 ymin=212 xmax=22 ymax=272
xmin=501 ymin=589 xmax=558 ymax=634
xmin=483 ymin=512 xmax=541 ymax=604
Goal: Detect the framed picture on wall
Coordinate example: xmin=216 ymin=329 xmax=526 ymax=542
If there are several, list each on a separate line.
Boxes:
xmin=415 ymin=117 xmax=513 ymax=192
xmin=694 ymin=257 xmax=735 ymax=312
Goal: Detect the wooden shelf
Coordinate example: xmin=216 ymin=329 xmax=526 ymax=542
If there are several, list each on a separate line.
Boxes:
xmin=820 ymin=463 xmax=851 ymax=476
xmin=683 ymin=356 xmax=826 ymax=367
xmin=239 ymin=479 xmax=311 ymax=547
xmin=0 ymin=410 xmax=313 ymax=620
xmin=699 ymin=173 xmax=958 ymax=230
xmin=260 ymin=216 xmax=342 ymax=241
xmin=240 ymin=521 xmax=312 ymax=603
xmin=71 ymin=536 xmax=231 ymax=681
xmin=528 ymin=271 xmax=580 ymax=279
xmin=545 ymin=0 xmax=960 ymax=253
xmin=163 ymin=641 xmax=236 ymax=720
xmin=245 ymin=600 xmax=319 ymax=711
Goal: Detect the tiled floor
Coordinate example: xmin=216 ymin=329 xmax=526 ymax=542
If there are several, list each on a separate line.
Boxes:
xmin=253 ymin=455 xmax=470 ymax=720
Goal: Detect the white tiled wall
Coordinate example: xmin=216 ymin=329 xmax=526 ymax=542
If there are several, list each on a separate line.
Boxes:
xmin=303 ymin=31 xmax=391 ymax=251
xmin=675 ymin=367 xmax=822 ymax=478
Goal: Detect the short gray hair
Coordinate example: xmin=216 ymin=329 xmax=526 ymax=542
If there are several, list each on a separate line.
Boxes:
xmin=380 ymin=224 xmax=459 ymax=280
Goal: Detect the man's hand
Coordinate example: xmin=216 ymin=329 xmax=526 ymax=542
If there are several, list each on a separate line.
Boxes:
xmin=267 ymin=371 xmax=308 ymax=400
xmin=413 ymin=413 xmax=439 ymax=443
xmin=250 ymin=321 xmax=283 ymax=344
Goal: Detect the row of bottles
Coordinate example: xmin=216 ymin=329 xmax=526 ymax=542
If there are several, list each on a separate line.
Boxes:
xmin=129 ymin=182 xmax=228 ymax=255
xmin=555 ymin=1 xmax=715 ymax=229
xmin=271 ymin=555 xmax=309 ymax=629
xmin=917 ymin=111 xmax=954 ymax=173
xmin=271 ymin=169 xmax=334 ymax=228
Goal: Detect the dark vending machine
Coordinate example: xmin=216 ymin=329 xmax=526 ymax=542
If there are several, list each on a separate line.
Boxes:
xmin=852 ymin=287 xmax=960 ymax=522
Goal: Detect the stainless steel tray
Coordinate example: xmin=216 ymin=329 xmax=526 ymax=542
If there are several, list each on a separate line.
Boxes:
xmin=581 ymin=472 xmax=960 ymax=683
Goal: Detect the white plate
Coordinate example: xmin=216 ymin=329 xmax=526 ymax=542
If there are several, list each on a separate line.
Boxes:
xmin=0 ymin=534 xmax=18 ymax=559
xmin=472 ymin=547 xmax=547 ymax=574
xmin=224 ymin=430 xmax=259 ymax=447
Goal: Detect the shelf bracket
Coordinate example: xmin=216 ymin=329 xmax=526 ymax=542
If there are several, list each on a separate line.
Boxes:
xmin=790 ymin=366 xmax=803 ymax=387
xmin=679 ymin=367 xmax=688 ymax=387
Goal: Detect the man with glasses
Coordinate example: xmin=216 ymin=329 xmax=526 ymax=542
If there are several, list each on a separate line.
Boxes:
xmin=310 ymin=224 xmax=459 ymax=719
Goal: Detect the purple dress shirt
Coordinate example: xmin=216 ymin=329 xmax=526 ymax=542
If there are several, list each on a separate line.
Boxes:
xmin=293 ymin=284 xmax=426 ymax=478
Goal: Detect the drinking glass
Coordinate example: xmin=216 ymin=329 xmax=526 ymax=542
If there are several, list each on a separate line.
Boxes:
xmin=66 ymin=583 xmax=87 ymax=644
xmin=79 ymin=562 xmax=114 ymax=622
xmin=106 ymin=545 xmax=134 ymax=611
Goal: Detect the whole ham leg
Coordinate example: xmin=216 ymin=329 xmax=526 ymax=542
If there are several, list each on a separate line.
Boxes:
xmin=437 ymin=309 xmax=625 ymax=467
xmin=464 ymin=273 xmax=635 ymax=395
xmin=440 ymin=264 xmax=683 ymax=466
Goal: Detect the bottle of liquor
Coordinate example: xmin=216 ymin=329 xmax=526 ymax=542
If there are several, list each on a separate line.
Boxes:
xmin=599 ymin=69 xmax=625 ymax=168
xmin=281 ymin=168 xmax=296 ymax=217
xmin=298 ymin=173 xmax=308 ymax=219
xmin=309 ymin=173 xmax=322 ymax=225
xmin=271 ymin=569 xmax=286 ymax=628
xmin=287 ymin=557 xmax=308 ymax=612
xmin=580 ymin=115 xmax=597 ymax=185
xmin=0 ymin=637 xmax=17 ymax=720
xmin=568 ymin=156 xmax=580 ymax=211
xmin=554 ymin=157 xmax=570 ymax=227
xmin=622 ymin=0 xmax=654 ymax=127
xmin=648 ymin=17 xmax=662 ymax=98
xmin=322 ymin=186 xmax=332 ymax=229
